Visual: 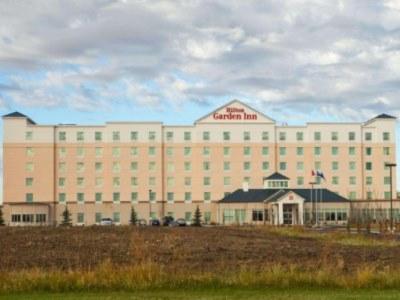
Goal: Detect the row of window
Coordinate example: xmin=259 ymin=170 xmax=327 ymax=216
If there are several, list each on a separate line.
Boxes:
xmin=26 ymin=130 xmax=392 ymax=142
xmin=11 ymin=214 xmax=46 ymax=223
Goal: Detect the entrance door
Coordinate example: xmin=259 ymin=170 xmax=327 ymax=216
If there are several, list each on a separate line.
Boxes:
xmin=283 ymin=204 xmax=294 ymax=225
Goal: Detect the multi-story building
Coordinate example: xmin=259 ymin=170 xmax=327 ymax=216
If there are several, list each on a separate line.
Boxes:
xmin=2 ymin=99 xmax=397 ymax=225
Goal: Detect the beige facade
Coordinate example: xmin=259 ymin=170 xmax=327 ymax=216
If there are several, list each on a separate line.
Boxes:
xmin=2 ymin=100 xmax=397 ymax=226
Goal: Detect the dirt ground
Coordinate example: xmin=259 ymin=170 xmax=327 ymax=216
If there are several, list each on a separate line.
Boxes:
xmin=0 ymin=226 xmax=399 ymax=272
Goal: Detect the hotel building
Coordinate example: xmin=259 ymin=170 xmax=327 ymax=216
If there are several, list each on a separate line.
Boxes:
xmin=2 ymin=100 xmax=397 ymax=225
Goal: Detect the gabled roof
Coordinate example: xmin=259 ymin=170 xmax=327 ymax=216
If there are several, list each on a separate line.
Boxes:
xmin=263 ymin=172 xmax=289 ymax=180
xmin=195 ymin=99 xmax=275 ymax=124
xmin=219 ymin=188 xmax=349 ymax=204
xmin=374 ymin=113 xmax=396 ymax=119
xmin=2 ymin=111 xmax=36 ymax=124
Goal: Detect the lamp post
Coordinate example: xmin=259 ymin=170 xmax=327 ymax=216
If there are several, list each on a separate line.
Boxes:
xmin=385 ymin=163 xmax=397 ymax=232
xmin=148 ymin=189 xmax=152 ymax=223
xmin=309 ymin=182 xmax=317 ymax=225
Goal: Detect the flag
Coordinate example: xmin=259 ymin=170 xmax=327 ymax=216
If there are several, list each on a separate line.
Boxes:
xmin=311 ymin=170 xmax=316 ymax=176
xmin=316 ymin=170 xmax=326 ymax=181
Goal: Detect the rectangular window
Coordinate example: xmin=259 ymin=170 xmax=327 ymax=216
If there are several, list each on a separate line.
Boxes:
xmin=148 ymin=131 xmax=156 ymax=141
xmin=203 ymin=161 xmax=210 ymax=171
xmin=243 ymin=147 xmax=251 ymax=156
xmin=77 ymin=213 xmax=84 ymax=224
xmin=184 ymin=192 xmax=192 ymax=202
xmin=59 ymin=131 xmax=66 ymax=141
xmin=384 ymin=176 xmax=391 ymax=185
xmin=95 ymin=147 xmax=103 ymax=157
xmin=35 ymin=214 xmax=46 ymax=223
xmin=130 ymin=161 xmax=138 ymax=171
xmin=223 ymin=131 xmax=230 ymax=141
xmin=262 ymin=131 xmax=269 ymax=141
xmin=223 ymin=161 xmax=230 ymax=171
xmin=349 ymin=132 xmax=356 ymax=141
xmin=167 ymin=162 xmax=174 ymax=172
xmin=76 ymin=147 xmax=85 ymax=157
xmin=262 ymin=147 xmax=269 ymax=156
xmin=331 ymin=147 xmax=339 ymax=156
xmin=243 ymin=162 xmax=251 ymax=171
xmin=26 ymin=147 xmax=34 ymax=157
xmin=112 ymin=162 xmax=121 ymax=172
xmin=366 ymin=162 xmax=372 ymax=171
xmin=279 ymin=162 xmax=287 ymax=171
xmin=131 ymin=177 xmax=138 ymax=186
xmin=296 ymin=132 xmax=304 ymax=141
xmin=95 ymin=162 xmax=103 ymax=172
xmin=297 ymin=176 xmax=304 ymax=186
xmin=95 ymin=177 xmax=103 ymax=187
xmin=332 ymin=161 xmax=339 ymax=171
xmin=58 ymin=177 xmax=66 ymax=187
xmin=262 ymin=161 xmax=269 ymax=171
xmin=314 ymin=132 xmax=321 ymax=141
xmin=131 ymin=147 xmax=138 ymax=156
xmin=184 ymin=131 xmax=191 ymax=141
xmin=76 ymin=131 xmax=84 ymax=141
xmin=365 ymin=147 xmax=372 ymax=156
xmin=77 ymin=193 xmax=84 ymax=203
xmin=184 ymin=177 xmax=191 ymax=186
xmin=185 ymin=212 xmax=192 ymax=222
xmin=77 ymin=177 xmax=85 ymax=187
xmin=224 ymin=176 xmax=231 ymax=186
xmin=149 ymin=161 xmax=156 ymax=171
xmin=95 ymin=192 xmax=102 ymax=203
xmin=349 ymin=147 xmax=355 ymax=156
xmin=149 ymin=177 xmax=156 ymax=186
xmin=167 ymin=192 xmax=174 ymax=203
xmin=58 ymin=193 xmax=66 ymax=203
xmin=184 ymin=147 xmax=191 ymax=156
xmin=331 ymin=132 xmax=338 ymax=141
xmin=112 ymin=131 xmax=120 ymax=141
xmin=148 ymin=147 xmax=156 ymax=156
xmin=113 ymin=212 xmax=120 ymax=223
xmin=184 ymin=161 xmax=191 ymax=171
xmin=113 ymin=192 xmax=120 ymax=202
xmin=130 ymin=131 xmax=138 ymax=141
xmin=113 ymin=177 xmax=120 ymax=187
xmin=95 ymin=213 xmax=102 ymax=223
xmin=25 ymin=177 xmax=33 ymax=187
xmin=384 ymin=192 xmax=391 ymax=200
xmin=243 ymin=131 xmax=250 ymax=141
xmin=166 ymin=147 xmax=173 ymax=156
xmin=279 ymin=147 xmax=286 ymax=156
xmin=149 ymin=191 xmax=156 ymax=202
xmin=203 ymin=131 xmax=210 ymax=141
xmin=25 ymin=131 xmax=33 ymax=140
xmin=314 ymin=161 xmax=321 ymax=170
xmin=166 ymin=131 xmax=173 ymax=141
xmin=365 ymin=132 xmax=372 ymax=141
xmin=204 ymin=192 xmax=211 ymax=202
xmin=332 ymin=176 xmax=339 ymax=185
xmin=349 ymin=176 xmax=356 ymax=185
xmin=296 ymin=147 xmax=304 ymax=156
xmin=252 ymin=210 xmax=264 ymax=222
xmin=383 ymin=132 xmax=390 ymax=141
xmin=279 ymin=132 xmax=286 ymax=141
xmin=349 ymin=161 xmax=356 ymax=171
xmin=204 ymin=212 xmax=211 ymax=223
xmin=203 ymin=146 xmax=210 ymax=156
xmin=348 ymin=192 xmax=357 ymax=200
xmin=314 ymin=147 xmax=321 ymax=156
xmin=203 ymin=177 xmax=211 ymax=186
xmin=26 ymin=193 xmax=33 ymax=203
xmin=58 ymin=162 xmax=66 ymax=172
xmin=95 ymin=131 xmax=102 ymax=141
xmin=383 ymin=147 xmax=390 ymax=156
xmin=296 ymin=162 xmax=304 ymax=171
xmin=167 ymin=177 xmax=174 ymax=187
xmin=366 ymin=176 xmax=373 ymax=185
xmin=223 ymin=147 xmax=230 ymax=156
xmin=77 ymin=162 xmax=85 ymax=172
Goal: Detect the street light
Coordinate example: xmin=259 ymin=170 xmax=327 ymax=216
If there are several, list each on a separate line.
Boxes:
xmin=309 ymin=182 xmax=317 ymax=225
xmin=385 ymin=163 xmax=397 ymax=232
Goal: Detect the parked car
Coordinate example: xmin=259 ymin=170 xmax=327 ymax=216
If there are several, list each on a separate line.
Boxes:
xmin=100 ymin=218 xmax=113 ymax=226
xmin=162 ymin=216 xmax=174 ymax=226
xmin=150 ymin=219 xmax=161 ymax=226
xmin=175 ymin=218 xmax=187 ymax=227
xmin=137 ymin=219 xmax=147 ymax=226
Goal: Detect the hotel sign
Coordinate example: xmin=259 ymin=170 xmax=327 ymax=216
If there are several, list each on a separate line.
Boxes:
xmin=213 ymin=107 xmax=258 ymax=120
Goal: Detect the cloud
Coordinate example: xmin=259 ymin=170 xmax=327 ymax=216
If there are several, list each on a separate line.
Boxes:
xmin=1 ymin=0 xmax=400 ymax=119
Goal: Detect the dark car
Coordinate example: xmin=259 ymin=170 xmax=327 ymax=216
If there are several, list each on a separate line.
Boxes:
xmin=150 ymin=219 xmax=161 ymax=226
xmin=137 ymin=219 xmax=147 ymax=226
xmin=162 ymin=216 xmax=174 ymax=226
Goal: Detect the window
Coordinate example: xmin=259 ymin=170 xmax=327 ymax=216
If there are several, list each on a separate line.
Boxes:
xmin=366 ymin=192 xmax=373 ymax=200
xmin=95 ymin=131 xmax=102 ymax=141
xmin=349 ymin=132 xmax=356 ymax=141
xmin=262 ymin=131 xmax=269 ymax=141
xmin=366 ymin=176 xmax=373 ymax=185
xmin=366 ymin=162 xmax=372 ymax=171
xmin=167 ymin=192 xmax=174 ymax=203
xmin=331 ymin=147 xmax=339 ymax=156
xmin=204 ymin=211 xmax=211 ymax=223
xmin=314 ymin=132 xmax=321 ymax=141
xmin=131 ymin=177 xmax=138 ymax=186
xmin=167 ymin=162 xmax=174 ymax=172
xmin=203 ymin=147 xmax=210 ymax=156
xmin=77 ymin=162 xmax=84 ymax=172
xmin=262 ymin=147 xmax=269 ymax=156
xmin=77 ymin=131 xmax=84 ymax=141
xmin=252 ymin=210 xmax=263 ymax=222
xmin=384 ymin=192 xmax=392 ymax=200
xmin=224 ymin=177 xmax=231 ymax=186
xmin=77 ymin=193 xmax=84 ymax=203
xmin=25 ymin=131 xmax=33 ymax=140
xmin=185 ymin=212 xmax=192 ymax=222
xmin=148 ymin=131 xmax=156 ymax=141
xmin=296 ymin=162 xmax=304 ymax=171
xmin=332 ymin=161 xmax=339 ymax=171
xmin=26 ymin=162 xmax=34 ymax=172
xmin=149 ymin=177 xmax=156 ymax=186
xmin=149 ymin=191 xmax=156 ymax=202
xmin=349 ymin=176 xmax=356 ymax=185
xmin=349 ymin=161 xmax=356 ymax=171
xmin=296 ymin=147 xmax=304 ymax=156
xmin=383 ymin=147 xmax=390 ymax=156
xmin=26 ymin=147 xmax=34 ymax=157
xmin=279 ymin=132 xmax=286 ymax=141
xmin=59 ymin=131 xmax=66 ymax=141
xmin=332 ymin=176 xmax=339 ymax=185
xmin=348 ymin=192 xmax=357 ymax=200
xmin=223 ymin=161 xmax=230 ymax=171
xmin=223 ymin=147 xmax=230 ymax=156
xmin=113 ymin=192 xmax=120 ymax=202
xmin=76 ymin=147 xmax=85 ymax=157
xmin=279 ymin=147 xmax=286 ymax=156
xmin=95 ymin=193 xmax=102 ymax=203
xmin=166 ymin=147 xmax=173 ymax=156
xmin=95 ymin=177 xmax=103 ymax=187
xmin=77 ymin=213 xmax=84 ymax=224
xmin=262 ymin=162 xmax=269 ymax=171
xmin=204 ymin=192 xmax=211 ymax=202
xmin=130 ymin=131 xmax=138 ymax=141
xmin=58 ymin=177 xmax=66 ymax=187
xmin=111 ymin=147 xmax=120 ymax=157
xmin=113 ymin=177 xmax=120 ymax=187
xmin=166 ymin=131 xmax=173 ymax=142
xmin=331 ymin=132 xmax=338 ymax=141
xmin=365 ymin=147 xmax=372 ymax=156
xmin=149 ymin=161 xmax=156 ymax=171
xmin=148 ymin=147 xmax=156 ymax=156
xmin=223 ymin=131 xmax=230 ymax=141
xmin=243 ymin=147 xmax=251 ymax=156
xmin=184 ymin=192 xmax=192 ymax=202
xmin=183 ymin=161 xmax=191 ymax=172
xmin=314 ymin=147 xmax=321 ymax=156
xmin=112 ymin=162 xmax=121 ymax=172
xmin=243 ymin=162 xmax=251 ymax=171
xmin=26 ymin=193 xmax=33 ymax=203
xmin=184 ymin=131 xmax=191 ymax=141
xmin=297 ymin=176 xmax=304 ymax=186
xmin=95 ymin=213 xmax=102 ymax=223
xmin=59 ymin=193 xmax=66 ymax=203
xmin=203 ymin=131 xmax=210 ymax=141
xmin=77 ymin=177 xmax=85 ymax=187
xmin=314 ymin=161 xmax=321 ymax=170
xmin=184 ymin=177 xmax=191 ymax=186
xmin=383 ymin=132 xmax=390 ymax=141
xmin=279 ymin=162 xmax=287 ymax=171
xmin=131 ymin=147 xmax=138 ymax=156
xmin=365 ymin=132 xmax=372 ymax=141
xmin=95 ymin=162 xmax=103 ymax=172
xmin=296 ymin=132 xmax=303 ymax=141
xmin=113 ymin=212 xmax=120 ymax=223
xmin=94 ymin=147 xmax=103 ymax=157
xmin=384 ymin=176 xmax=391 ymax=185
xmin=25 ymin=177 xmax=33 ymax=187
xmin=203 ymin=177 xmax=211 ymax=186
xmin=167 ymin=177 xmax=174 ymax=187
xmin=243 ymin=131 xmax=250 ymax=141
xmin=203 ymin=161 xmax=210 ymax=171
xmin=184 ymin=147 xmax=191 ymax=156
xmin=130 ymin=162 xmax=138 ymax=171
xmin=349 ymin=147 xmax=355 ymax=156
xmin=112 ymin=131 xmax=120 ymax=141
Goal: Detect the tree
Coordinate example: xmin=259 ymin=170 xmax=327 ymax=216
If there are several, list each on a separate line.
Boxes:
xmin=130 ymin=206 xmax=138 ymax=225
xmin=0 ymin=206 xmax=4 ymax=226
xmin=61 ymin=206 xmax=72 ymax=226
xmin=192 ymin=206 xmax=202 ymax=227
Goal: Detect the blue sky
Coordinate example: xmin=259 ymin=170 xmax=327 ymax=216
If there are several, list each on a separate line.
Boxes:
xmin=0 ymin=0 xmax=400 ymax=202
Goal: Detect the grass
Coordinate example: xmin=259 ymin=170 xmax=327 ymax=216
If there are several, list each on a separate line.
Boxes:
xmin=3 ymin=288 xmax=400 ymax=300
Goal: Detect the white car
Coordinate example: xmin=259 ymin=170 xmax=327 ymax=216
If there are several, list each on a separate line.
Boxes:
xmin=100 ymin=218 xmax=113 ymax=226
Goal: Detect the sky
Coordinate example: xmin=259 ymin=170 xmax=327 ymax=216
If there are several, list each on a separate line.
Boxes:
xmin=0 ymin=0 xmax=400 ymax=203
